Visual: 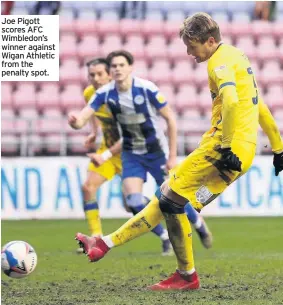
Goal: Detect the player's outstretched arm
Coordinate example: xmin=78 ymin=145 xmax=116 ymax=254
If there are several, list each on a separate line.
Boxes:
xmin=220 ymin=83 xmax=238 ymax=149
xmin=159 ymin=104 xmax=177 ymax=171
xmin=258 ymin=97 xmax=283 ymax=154
xmin=87 ymin=139 xmax=122 ymax=167
xmin=84 ymin=116 xmax=100 ymax=149
xmin=209 ymin=63 xmax=242 ymax=171
xmin=69 ymin=89 xmax=105 ymax=130
xmin=108 ymin=138 xmax=123 ymax=156
xmin=68 ymin=105 xmax=95 ymax=130
xmin=258 ymin=97 xmax=283 ymax=176
xmin=210 ymin=63 xmax=243 ymax=172
xmin=220 ymin=85 xmax=242 ymax=172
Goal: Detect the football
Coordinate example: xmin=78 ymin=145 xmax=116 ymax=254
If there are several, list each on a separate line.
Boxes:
xmin=1 ymin=241 xmax=37 ymax=279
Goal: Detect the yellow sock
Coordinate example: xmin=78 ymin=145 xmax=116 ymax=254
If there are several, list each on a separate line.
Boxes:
xmin=110 ymin=196 xmax=163 ymax=246
xmin=164 ymin=213 xmax=195 ymax=272
xmin=84 ymin=201 xmax=102 ymax=236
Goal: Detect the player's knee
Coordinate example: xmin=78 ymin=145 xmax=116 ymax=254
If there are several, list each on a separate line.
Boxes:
xmin=82 ymin=181 xmax=99 ymax=196
xmin=160 ymin=180 xmax=170 ymax=195
xmin=159 ymin=192 xmax=185 ymax=214
xmin=125 ymin=193 xmax=144 ymax=208
xmin=122 ymin=199 xmax=132 ymax=213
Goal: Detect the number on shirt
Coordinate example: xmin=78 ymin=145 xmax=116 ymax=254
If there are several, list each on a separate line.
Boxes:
xmin=247 ymin=67 xmax=258 ymax=105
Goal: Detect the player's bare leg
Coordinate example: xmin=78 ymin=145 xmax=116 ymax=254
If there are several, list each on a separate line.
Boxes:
xmin=83 ymin=171 xmax=106 ymax=236
xmin=196 ymin=215 xmax=213 ymax=249
xmin=77 ymin=171 xmax=106 ymax=253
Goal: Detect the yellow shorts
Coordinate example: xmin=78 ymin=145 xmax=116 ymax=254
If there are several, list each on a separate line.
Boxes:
xmin=168 ymin=136 xmax=256 ymax=211
xmin=87 ymin=146 xmax=122 ymax=181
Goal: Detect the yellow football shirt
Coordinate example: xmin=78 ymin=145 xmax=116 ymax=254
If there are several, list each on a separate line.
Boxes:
xmin=206 ymin=43 xmax=283 ymax=153
xmin=207 ymin=43 xmax=260 ymax=146
xmin=83 ymin=85 xmax=120 ymax=148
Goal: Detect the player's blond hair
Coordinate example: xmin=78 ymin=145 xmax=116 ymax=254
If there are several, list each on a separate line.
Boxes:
xmin=180 ymin=12 xmax=221 ymax=43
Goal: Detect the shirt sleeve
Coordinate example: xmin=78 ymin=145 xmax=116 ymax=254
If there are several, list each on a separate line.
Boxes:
xmin=258 ymin=96 xmax=283 ymax=153
xmin=83 ymin=88 xmax=89 ymax=103
xmin=210 ymin=65 xmax=239 ymax=148
xmin=145 ymin=82 xmax=168 ymax=110
xmin=83 ymin=87 xmax=96 ymax=104
xmin=88 ymin=91 xmax=106 ymax=111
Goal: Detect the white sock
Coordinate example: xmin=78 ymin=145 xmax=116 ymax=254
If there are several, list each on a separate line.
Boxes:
xmin=91 ymin=234 xmax=103 ymax=238
xmin=160 ymin=229 xmax=169 ymax=241
xmin=102 ymin=235 xmax=114 ymax=248
xmin=193 ymin=217 xmax=203 ymax=229
xmin=178 ymin=268 xmax=195 ymax=275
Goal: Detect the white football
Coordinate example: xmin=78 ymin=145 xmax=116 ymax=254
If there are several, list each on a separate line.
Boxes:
xmin=1 ymin=241 xmax=37 ymax=279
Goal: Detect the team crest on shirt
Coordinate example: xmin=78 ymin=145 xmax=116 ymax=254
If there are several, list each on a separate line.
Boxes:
xmin=134 ymin=95 xmax=145 ymax=105
xmin=214 ymin=65 xmax=226 ymax=71
xmin=196 ymin=185 xmax=213 ymax=204
xmin=214 ymin=65 xmax=229 ymax=80
xmin=156 ymin=93 xmax=166 ymax=104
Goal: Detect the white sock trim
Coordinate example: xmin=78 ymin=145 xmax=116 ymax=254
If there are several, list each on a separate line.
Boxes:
xmin=178 ymin=268 xmax=196 ymax=275
xmin=102 ymin=235 xmax=114 ymax=248
xmin=160 ymin=229 xmax=169 ymax=241
xmin=91 ymin=234 xmax=103 ymax=238
xmin=194 ymin=217 xmax=203 ymax=229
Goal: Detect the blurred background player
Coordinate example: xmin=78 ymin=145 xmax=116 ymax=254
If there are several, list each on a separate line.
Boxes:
xmin=74 ymin=56 xmax=173 ymax=255
xmin=79 ymin=58 xmax=122 ymax=252
xmin=253 ymin=1 xmax=277 ymax=21
xmin=69 ymin=50 xmax=213 ymax=253
xmin=30 ymin=1 xmax=61 ymax=15
xmin=1 ymin=1 xmax=14 ymax=15
xmin=74 ymin=13 xmax=283 ymax=290
xmin=81 ymin=58 xmax=171 ymax=252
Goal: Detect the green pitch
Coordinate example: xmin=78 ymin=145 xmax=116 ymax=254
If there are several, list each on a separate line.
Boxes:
xmin=2 ymin=218 xmax=283 ymax=305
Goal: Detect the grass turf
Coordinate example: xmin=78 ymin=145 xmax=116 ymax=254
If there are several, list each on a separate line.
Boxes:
xmin=1 ymin=218 xmax=283 ymax=305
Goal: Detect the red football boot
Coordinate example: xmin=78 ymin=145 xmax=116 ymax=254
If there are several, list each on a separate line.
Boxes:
xmin=87 ymin=237 xmax=110 ymax=262
xmin=75 ymin=233 xmax=110 ymax=262
xmin=75 ymin=233 xmax=97 ymax=254
xmin=76 ymin=234 xmax=102 ymax=254
xmin=148 ymin=271 xmax=200 ymax=291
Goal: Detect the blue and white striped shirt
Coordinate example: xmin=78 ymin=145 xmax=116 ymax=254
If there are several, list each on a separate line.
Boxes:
xmin=89 ymin=77 xmax=168 ymax=155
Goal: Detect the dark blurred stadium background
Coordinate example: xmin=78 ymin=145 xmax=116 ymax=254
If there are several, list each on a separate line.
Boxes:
xmin=1 ymin=1 xmax=283 ymax=157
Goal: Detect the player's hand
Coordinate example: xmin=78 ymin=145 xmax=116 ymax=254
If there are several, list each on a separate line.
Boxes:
xmin=87 ymin=153 xmax=105 ymax=167
xmin=84 ymin=133 xmax=96 ymax=149
xmin=166 ymin=155 xmax=177 ymax=172
xmin=68 ymin=112 xmax=79 ymax=129
xmin=219 ymin=148 xmax=242 ymax=172
xmin=273 ymin=152 xmax=283 ymax=176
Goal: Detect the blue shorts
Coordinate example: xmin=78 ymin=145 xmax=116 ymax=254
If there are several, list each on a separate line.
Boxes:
xmin=122 ymin=151 xmax=167 ymax=186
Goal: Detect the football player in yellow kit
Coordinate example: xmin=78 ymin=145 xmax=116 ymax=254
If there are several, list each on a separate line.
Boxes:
xmin=75 ymin=13 xmax=283 ymax=290
xmin=75 ymin=56 xmax=214 ymax=255
xmin=79 ymin=58 xmax=122 ymax=244
xmin=78 ymin=58 xmax=174 ymax=256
